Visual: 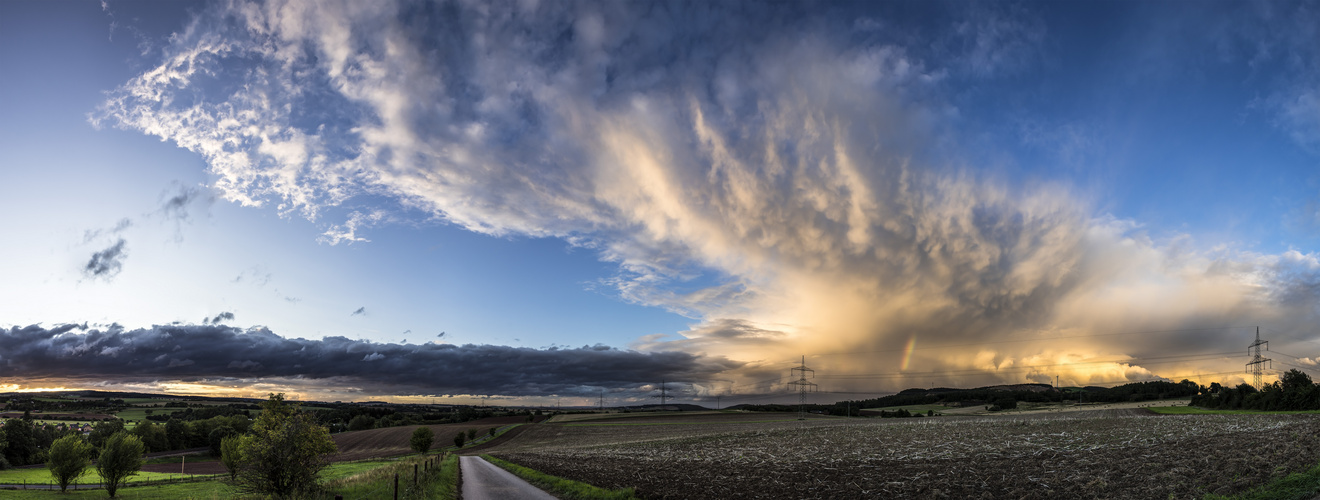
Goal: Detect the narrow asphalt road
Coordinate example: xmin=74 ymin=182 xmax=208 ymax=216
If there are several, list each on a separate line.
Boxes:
xmin=460 ymin=456 xmax=557 ymax=500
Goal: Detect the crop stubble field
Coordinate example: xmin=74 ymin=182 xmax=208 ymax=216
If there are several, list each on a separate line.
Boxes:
xmin=491 ymin=410 xmax=1320 ymax=499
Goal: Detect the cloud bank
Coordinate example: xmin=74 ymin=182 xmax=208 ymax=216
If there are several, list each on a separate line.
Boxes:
xmin=89 ymin=0 xmax=1320 ymax=392
xmin=0 ymin=323 xmax=734 ymax=399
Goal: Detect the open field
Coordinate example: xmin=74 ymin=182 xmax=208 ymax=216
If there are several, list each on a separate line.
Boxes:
xmin=1150 ymin=406 xmax=1320 ymax=415
xmin=331 ymin=416 xmax=531 ymax=461
xmin=486 ymin=410 xmax=1320 ymax=499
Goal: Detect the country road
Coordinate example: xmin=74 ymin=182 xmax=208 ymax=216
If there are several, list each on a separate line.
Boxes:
xmin=460 ymin=456 xmax=556 ymax=500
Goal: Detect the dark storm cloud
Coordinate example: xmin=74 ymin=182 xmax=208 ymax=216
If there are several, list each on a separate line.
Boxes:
xmin=83 ymin=239 xmax=127 ymax=279
xmin=0 ymin=324 xmax=737 ymax=397
xmin=203 ymin=312 xmax=235 ymax=324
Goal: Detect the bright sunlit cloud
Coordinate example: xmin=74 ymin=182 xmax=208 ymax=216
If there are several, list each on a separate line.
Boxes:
xmin=4 ymin=1 xmax=1320 ymax=402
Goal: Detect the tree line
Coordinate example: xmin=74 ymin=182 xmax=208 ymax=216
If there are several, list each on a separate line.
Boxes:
xmin=1191 ymin=369 xmax=1320 ymax=411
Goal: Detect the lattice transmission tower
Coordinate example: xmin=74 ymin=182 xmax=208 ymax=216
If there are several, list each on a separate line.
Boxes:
xmin=653 ymin=380 xmax=671 ymax=406
xmin=787 ymin=356 xmax=817 ymax=419
xmin=1246 ymin=327 xmax=1272 ymax=390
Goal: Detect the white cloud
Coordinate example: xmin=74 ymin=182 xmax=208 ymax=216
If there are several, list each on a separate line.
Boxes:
xmin=95 ymin=1 xmax=1320 ymax=391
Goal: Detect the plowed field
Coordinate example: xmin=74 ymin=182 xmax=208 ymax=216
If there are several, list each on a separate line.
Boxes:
xmin=332 ymin=416 xmax=535 ymax=461
xmin=490 ymin=410 xmax=1320 ymax=499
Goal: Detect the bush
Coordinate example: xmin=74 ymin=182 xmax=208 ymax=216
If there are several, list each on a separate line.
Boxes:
xmin=220 ymin=435 xmax=245 ymax=481
xmin=453 ymin=433 xmax=465 ymax=448
xmin=410 ymin=426 xmax=434 ymax=454
xmin=993 ymin=398 xmax=1018 ymax=410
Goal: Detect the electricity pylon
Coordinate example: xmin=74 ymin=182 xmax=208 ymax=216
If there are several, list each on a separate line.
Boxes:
xmin=653 ymin=381 xmax=671 ymax=405
xmin=787 ymin=356 xmax=817 ymax=419
xmin=1246 ymin=327 xmax=1272 ymax=390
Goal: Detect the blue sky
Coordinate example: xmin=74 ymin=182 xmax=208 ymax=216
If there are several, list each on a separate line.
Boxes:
xmin=2 ymin=0 xmax=1319 ymax=404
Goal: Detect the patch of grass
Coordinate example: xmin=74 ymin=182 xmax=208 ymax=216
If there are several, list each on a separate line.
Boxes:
xmin=432 ymin=452 xmax=459 ymax=499
xmin=319 ymin=459 xmax=397 ymax=482
xmin=0 ymin=478 xmax=233 ymax=499
xmin=1151 ymin=407 xmax=1320 ymax=415
xmin=0 ymin=467 xmax=220 ymax=485
xmin=323 ymin=453 xmax=456 ymax=500
xmin=1204 ymin=461 xmax=1320 ymax=500
xmin=482 ymin=455 xmax=636 ymax=500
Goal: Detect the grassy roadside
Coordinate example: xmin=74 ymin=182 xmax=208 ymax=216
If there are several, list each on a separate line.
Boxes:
xmin=1150 ymin=407 xmax=1320 ymax=415
xmin=322 ymin=452 xmax=457 ymax=500
xmin=1204 ymin=461 xmax=1320 ymax=500
xmin=481 ymin=455 xmax=636 ymax=500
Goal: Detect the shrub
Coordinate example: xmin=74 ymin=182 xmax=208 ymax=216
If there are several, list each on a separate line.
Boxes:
xmin=410 ymin=426 xmax=434 ymax=454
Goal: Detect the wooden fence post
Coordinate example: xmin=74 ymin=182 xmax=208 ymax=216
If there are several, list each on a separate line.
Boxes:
xmin=394 ymin=473 xmax=399 ymax=500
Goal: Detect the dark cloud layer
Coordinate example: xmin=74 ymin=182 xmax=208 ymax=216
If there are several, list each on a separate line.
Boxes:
xmin=0 ymin=324 xmax=737 ymax=397
xmin=203 ymin=312 xmax=235 ymax=324
xmin=83 ymin=239 xmax=127 ymax=279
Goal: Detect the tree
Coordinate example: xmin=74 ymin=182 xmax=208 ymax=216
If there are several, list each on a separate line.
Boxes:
xmin=220 ymin=435 xmax=246 ymax=481
xmin=410 ymin=426 xmax=434 ymax=455
xmin=48 ymin=434 xmax=93 ymax=492
xmin=97 ymin=432 xmax=144 ymax=498
xmin=235 ymin=393 xmax=338 ymax=498
xmin=88 ymin=420 xmax=124 ymax=449
xmin=347 ymin=415 xmax=376 ymax=432
xmin=208 ymin=426 xmax=236 ymax=457
xmin=131 ymin=421 xmax=169 ymax=452
xmin=164 ymin=419 xmax=189 ymax=450
xmin=0 ymin=427 xmax=9 ymax=470
xmin=1 ymin=417 xmax=37 ymax=466
xmin=466 ymin=428 xmax=477 ymax=441
xmin=453 ymin=433 xmax=465 ymax=448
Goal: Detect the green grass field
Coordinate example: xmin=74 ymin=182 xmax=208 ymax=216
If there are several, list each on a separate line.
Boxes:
xmin=0 ymin=467 xmax=222 ymax=486
xmin=0 ymin=480 xmax=235 ymax=499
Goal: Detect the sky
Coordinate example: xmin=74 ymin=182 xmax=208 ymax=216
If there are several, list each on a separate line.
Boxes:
xmin=2 ymin=0 xmax=1320 ymax=406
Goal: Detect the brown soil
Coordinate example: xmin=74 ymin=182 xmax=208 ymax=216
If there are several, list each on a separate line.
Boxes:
xmin=331 ymin=416 xmax=535 ymax=462
xmin=492 ymin=411 xmax=1320 ymax=500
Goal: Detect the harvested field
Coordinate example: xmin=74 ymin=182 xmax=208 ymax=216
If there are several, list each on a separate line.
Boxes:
xmin=332 ymin=416 xmax=535 ymax=461
xmin=492 ymin=410 xmax=1320 ymax=499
